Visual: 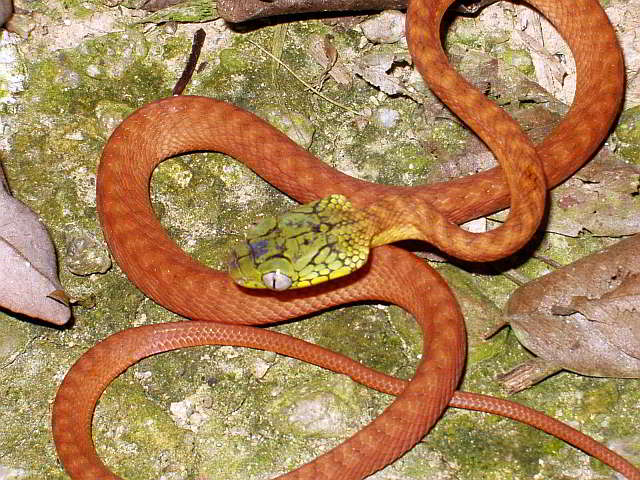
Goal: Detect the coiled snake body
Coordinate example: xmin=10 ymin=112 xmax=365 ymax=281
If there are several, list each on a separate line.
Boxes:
xmin=52 ymin=0 xmax=637 ymax=478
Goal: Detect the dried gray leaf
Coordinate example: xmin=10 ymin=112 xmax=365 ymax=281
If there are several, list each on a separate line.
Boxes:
xmin=548 ymin=152 xmax=640 ymax=236
xmin=352 ymin=53 xmax=401 ymax=95
xmin=0 ymin=166 xmax=70 ymax=325
xmin=351 ymin=52 xmax=424 ymax=103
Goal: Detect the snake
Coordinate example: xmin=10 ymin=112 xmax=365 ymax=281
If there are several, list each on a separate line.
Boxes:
xmin=51 ymin=0 xmax=636 ymax=478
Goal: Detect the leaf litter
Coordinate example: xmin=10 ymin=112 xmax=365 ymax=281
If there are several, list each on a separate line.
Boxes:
xmin=0 ymin=163 xmax=70 ymax=325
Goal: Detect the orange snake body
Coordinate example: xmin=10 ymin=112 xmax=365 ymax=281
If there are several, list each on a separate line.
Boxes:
xmin=52 ymin=0 xmax=636 ymax=478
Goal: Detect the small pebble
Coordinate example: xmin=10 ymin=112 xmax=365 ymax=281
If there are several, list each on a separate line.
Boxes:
xmin=373 ymin=107 xmax=400 ymax=128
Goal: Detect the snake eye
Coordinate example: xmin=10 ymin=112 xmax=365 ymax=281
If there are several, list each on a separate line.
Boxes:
xmin=262 ymin=271 xmax=292 ymax=291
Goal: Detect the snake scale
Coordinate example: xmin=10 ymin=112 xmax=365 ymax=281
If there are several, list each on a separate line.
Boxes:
xmin=52 ymin=0 xmax=636 ymax=478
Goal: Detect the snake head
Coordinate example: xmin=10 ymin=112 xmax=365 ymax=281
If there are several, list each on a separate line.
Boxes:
xmin=228 ymin=194 xmax=374 ymax=291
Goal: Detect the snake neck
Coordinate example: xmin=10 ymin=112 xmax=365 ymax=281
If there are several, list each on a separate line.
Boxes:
xmin=371 ymin=224 xmax=424 ymax=247
xmin=364 ymin=196 xmax=424 ymax=247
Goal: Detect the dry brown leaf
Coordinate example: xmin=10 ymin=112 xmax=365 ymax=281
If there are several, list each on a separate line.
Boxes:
xmin=500 ymin=235 xmax=640 ymax=393
xmin=565 ymin=273 xmax=640 ymax=359
xmin=307 ymin=34 xmax=352 ymax=87
xmin=0 ymin=165 xmax=71 ymax=325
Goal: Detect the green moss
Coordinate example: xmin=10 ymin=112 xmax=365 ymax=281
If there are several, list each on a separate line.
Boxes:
xmin=615 ymin=106 xmax=640 ymax=163
xmin=95 ymin=374 xmax=190 ymax=479
xmin=499 ymin=48 xmax=535 ymax=76
xmin=426 ymin=119 xmax=468 ymax=156
xmin=60 ymin=0 xmax=97 ymax=18
xmin=17 ymin=33 xmax=164 ymax=116
xmin=24 ymin=0 xmax=105 ymax=21
xmin=5 ymin=28 xmax=171 ymax=271
xmin=162 ymin=35 xmax=193 ymax=62
xmin=582 ymin=381 xmax=620 ymax=415
xmin=448 ymin=17 xmax=483 ymax=48
xmin=138 ymin=0 xmax=217 ymax=24
xmin=218 ymin=47 xmax=251 ymax=74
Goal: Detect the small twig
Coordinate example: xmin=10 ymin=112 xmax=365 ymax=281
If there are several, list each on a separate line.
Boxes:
xmin=172 ymin=28 xmax=206 ymax=96
xmin=248 ymin=40 xmax=362 ymax=116
xmin=498 ymin=254 xmax=564 ymax=287
xmin=218 ymin=0 xmax=406 ymax=23
xmin=531 ymin=252 xmax=564 ymax=269
xmin=499 ymin=269 xmax=529 ymax=287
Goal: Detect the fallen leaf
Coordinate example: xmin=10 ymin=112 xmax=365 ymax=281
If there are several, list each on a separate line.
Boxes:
xmin=499 ymin=234 xmax=640 ymax=393
xmin=308 ymin=34 xmax=351 ymax=87
xmin=0 ymin=164 xmax=71 ymax=325
xmin=547 ymin=152 xmax=640 ymax=236
xmin=564 ymin=273 xmax=640 ymax=359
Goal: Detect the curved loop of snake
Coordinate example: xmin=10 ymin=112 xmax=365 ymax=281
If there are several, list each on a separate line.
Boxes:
xmin=52 ymin=0 xmax=635 ymax=479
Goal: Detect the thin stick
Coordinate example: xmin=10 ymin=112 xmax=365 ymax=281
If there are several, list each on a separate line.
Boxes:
xmin=218 ymin=0 xmax=499 ymax=23
xmin=173 ymin=28 xmax=206 ymax=96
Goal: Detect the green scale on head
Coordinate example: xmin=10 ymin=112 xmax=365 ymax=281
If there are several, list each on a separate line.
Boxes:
xmin=229 ymin=194 xmax=376 ymax=290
